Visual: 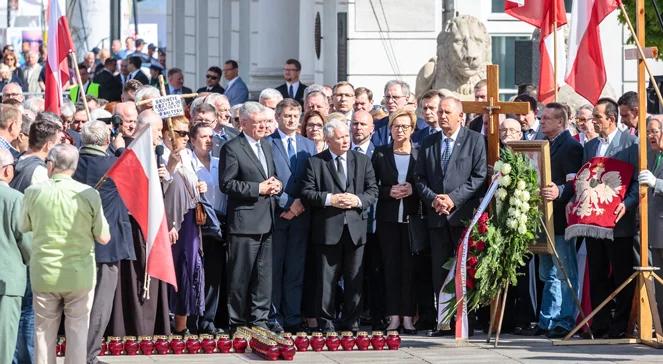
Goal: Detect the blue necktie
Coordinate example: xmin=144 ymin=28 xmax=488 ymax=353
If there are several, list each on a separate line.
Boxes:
xmin=441 ymin=137 xmax=451 ymax=172
xmin=289 ymin=84 xmax=294 ymax=98
xmin=287 ymin=137 xmax=297 ymax=168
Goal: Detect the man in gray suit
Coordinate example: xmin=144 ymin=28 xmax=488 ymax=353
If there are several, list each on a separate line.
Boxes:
xmin=223 ymin=60 xmax=249 ymax=106
xmin=637 ymin=114 xmax=663 ymax=321
xmin=415 ymin=96 xmax=487 ymax=336
xmin=0 ymin=149 xmax=31 ymax=364
xmin=582 ymin=98 xmax=639 ymax=339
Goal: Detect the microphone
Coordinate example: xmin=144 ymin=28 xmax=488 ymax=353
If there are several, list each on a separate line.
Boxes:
xmin=155 ymin=145 xmax=164 ymax=167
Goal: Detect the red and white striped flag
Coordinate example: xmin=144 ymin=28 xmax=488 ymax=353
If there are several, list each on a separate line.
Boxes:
xmin=565 ymin=0 xmax=620 ymax=104
xmin=107 ymin=126 xmax=177 ymax=290
xmin=506 ymin=0 xmax=567 ymax=103
xmin=44 ymin=0 xmax=74 ymax=115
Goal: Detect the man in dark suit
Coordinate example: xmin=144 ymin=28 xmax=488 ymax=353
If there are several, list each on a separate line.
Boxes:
xmin=412 ymin=90 xmax=443 ymax=146
xmin=166 ymin=68 xmax=193 ymax=95
xmin=372 ymin=80 xmax=424 ymax=147
xmin=275 ymin=59 xmax=307 ymax=106
xmin=72 ymin=121 xmax=136 ymax=363
xmin=223 ymin=60 xmax=249 ymax=106
xmin=197 ymin=66 xmax=225 ymax=94
xmin=514 ymin=94 xmax=544 ymax=140
xmin=301 ymin=119 xmax=378 ymax=332
xmin=94 ymin=58 xmax=122 ymax=102
xmin=220 ymin=101 xmax=282 ymax=331
xmin=527 ymin=103 xmax=584 ymax=339
xmin=581 ymin=98 xmax=639 ymax=338
xmin=467 ymin=79 xmax=487 ymax=132
xmin=415 ymin=96 xmax=487 ymax=336
xmin=266 ymin=99 xmax=317 ymax=333
xmin=126 ymin=56 xmax=149 ymax=85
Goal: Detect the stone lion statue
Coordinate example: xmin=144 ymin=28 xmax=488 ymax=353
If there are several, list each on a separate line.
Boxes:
xmin=415 ymin=15 xmax=491 ymax=100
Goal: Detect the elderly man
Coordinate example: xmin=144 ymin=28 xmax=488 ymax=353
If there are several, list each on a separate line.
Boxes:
xmin=371 ymin=80 xmax=412 ymax=146
xmin=301 ymin=119 xmax=378 ymax=333
xmin=73 ymin=121 xmax=136 ymax=364
xmin=259 ymin=88 xmax=284 ymax=110
xmin=22 ymin=51 xmax=42 ymax=94
xmin=0 ymin=149 xmax=31 ymax=364
xmin=0 ymin=104 xmax=22 ymax=158
xmin=415 ymin=96 xmax=486 ymax=336
xmin=22 ymin=144 xmax=110 ymax=364
xmin=499 ymin=118 xmax=523 ymax=144
xmin=166 ymin=68 xmax=192 ymax=95
xmin=134 ymin=85 xmax=161 ymax=113
xmin=304 ymin=90 xmax=330 ymax=118
xmin=207 ymin=93 xmax=234 ymax=128
xmin=220 ymin=101 xmax=282 ymax=331
xmin=575 ymin=105 xmax=598 ymax=146
xmin=111 ymin=101 xmax=138 ymax=155
xmin=2 ymin=82 xmax=24 ymax=105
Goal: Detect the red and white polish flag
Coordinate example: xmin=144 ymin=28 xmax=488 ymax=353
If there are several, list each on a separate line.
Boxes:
xmin=505 ymin=0 xmax=567 ymax=103
xmin=565 ymin=0 xmax=620 ymax=104
xmin=44 ymin=0 xmax=74 ymax=115
xmin=107 ymin=126 xmax=177 ymax=290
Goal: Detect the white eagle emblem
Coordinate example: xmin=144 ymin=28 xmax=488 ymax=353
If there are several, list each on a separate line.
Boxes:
xmin=573 ymin=163 xmax=623 ymax=217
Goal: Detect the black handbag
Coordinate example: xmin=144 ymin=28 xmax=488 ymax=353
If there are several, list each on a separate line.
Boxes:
xmin=407 ymin=202 xmax=429 ymax=255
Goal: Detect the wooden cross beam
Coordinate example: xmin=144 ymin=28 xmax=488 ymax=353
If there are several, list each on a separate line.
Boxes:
xmin=461 ymin=65 xmax=530 ymax=168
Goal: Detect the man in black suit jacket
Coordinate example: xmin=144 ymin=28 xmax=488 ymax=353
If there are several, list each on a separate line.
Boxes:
xmin=93 ymin=58 xmax=122 ymax=102
xmin=275 ymin=59 xmax=307 ymax=106
xmin=301 ymin=119 xmax=378 ymax=332
xmin=197 ymin=66 xmax=226 ymax=94
xmin=415 ymin=97 xmax=487 ymax=336
xmin=529 ymin=103 xmax=584 ymax=339
xmin=412 ymin=90 xmax=443 ymax=146
xmin=219 ymin=102 xmax=282 ymax=330
xmin=126 ymin=56 xmax=149 ymax=85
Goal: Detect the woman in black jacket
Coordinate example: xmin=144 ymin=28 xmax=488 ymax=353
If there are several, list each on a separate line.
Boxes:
xmin=371 ymin=108 xmax=419 ymax=334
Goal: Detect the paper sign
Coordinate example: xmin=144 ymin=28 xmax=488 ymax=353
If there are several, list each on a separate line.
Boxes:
xmin=152 ymin=95 xmax=184 ymax=119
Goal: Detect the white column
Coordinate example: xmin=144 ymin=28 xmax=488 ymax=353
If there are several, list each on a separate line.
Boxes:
xmin=69 ymin=0 xmax=111 ymax=56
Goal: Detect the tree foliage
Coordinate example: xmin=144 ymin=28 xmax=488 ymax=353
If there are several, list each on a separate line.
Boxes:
xmin=618 ymin=0 xmax=663 ymax=60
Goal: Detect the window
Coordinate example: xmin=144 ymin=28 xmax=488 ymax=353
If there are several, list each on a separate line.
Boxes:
xmin=492 ymin=0 xmax=573 ymax=13
xmin=492 ymin=35 xmax=529 ymax=100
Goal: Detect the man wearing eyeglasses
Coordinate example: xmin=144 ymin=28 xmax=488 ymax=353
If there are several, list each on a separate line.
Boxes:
xmin=0 ymin=148 xmax=31 ymax=364
xmin=197 ymin=66 xmax=225 ymax=94
xmin=372 ymin=80 xmax=424 ymax=147
xmin=276 ymin=59 xmax=307 ymax=106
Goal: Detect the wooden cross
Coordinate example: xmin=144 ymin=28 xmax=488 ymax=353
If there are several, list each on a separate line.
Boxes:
xmin=462 ymin=65 xmax=530 ymax=167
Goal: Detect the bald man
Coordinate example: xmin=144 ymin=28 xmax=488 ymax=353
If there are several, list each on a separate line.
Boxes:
xmin=500 ymin=118 xmax=523 ymax=144
xmin=2 ymin=83 xmax=24 ymax=104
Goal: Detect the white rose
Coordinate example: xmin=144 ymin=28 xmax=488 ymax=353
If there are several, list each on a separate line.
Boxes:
xmin=517 ymin=223 xmax=527 ymax=234
xmin=521 ymin=191 xmax=530 ymax=202
xmin=517 ymin=180 xmax=527 ymax=191
xmin=500 ymin=175 xmax=512 ymax=187
xmin=508 ymin=207 xmax=516 ymax=216
xmin=521 ymin=202 xmax=530 ymax=212
xmin=510 ymin=196 xmax=520 ymax=207
xmin=518 ymin=214 xmax=528 ymax=225
xmin=494 ymin=161 xmax=504 ymax=174
xmin=501 ymin=163 xmax=512 ymax=175
xmin=508 ymin=219 xmax=518 ymax=230
xmin=496 ymin=188 xmax=507 ymax=201
xmin=513 ymin=190 xmax=521 ymax=199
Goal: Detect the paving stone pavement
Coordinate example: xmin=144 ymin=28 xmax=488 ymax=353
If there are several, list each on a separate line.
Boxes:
xmin=57 ymin=334 xmax=663 ymax=363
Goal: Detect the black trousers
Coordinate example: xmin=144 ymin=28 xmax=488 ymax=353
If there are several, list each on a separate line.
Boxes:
xmin=429 ymin=225 xmax=463 ymax=300
xmin=316 ymin=227 xmax=365 ymax=331
xmin=226 ymin=233 xmax=272 ymax=328
xmin=586 ymin=237 xmax=635 ymax=333
xmin=377 ymin=221 xmax=415 ymax=316
xmin=193 ymin=234 xmax=226 ymax=332
xmin=362 ymin=232 xmax=385 ymax=326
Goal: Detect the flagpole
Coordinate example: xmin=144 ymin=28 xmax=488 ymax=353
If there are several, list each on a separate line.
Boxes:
xmin=69 ymin=51 xmax=91 ymax=121
xmin=553 ymin=0 xmax=558 ymax=102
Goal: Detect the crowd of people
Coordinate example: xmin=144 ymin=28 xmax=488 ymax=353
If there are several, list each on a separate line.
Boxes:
xmin=0 ymin=37 xmax=662 ymax=364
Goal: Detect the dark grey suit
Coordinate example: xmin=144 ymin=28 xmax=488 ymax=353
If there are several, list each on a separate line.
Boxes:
xmin=581 ymin=129 xmax=638 ymax=335
xmin=219 ymin=133 xmax=277 ymax=328
xmin=301 ymin=149 xmax=378 ymax=331
xmin=415 ymin=127 xmax=487 ymax=298
xmin=647 ymin=147 xmax=663 ymax=320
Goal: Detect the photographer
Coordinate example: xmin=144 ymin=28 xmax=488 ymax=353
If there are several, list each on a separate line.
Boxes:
xmin=108 ymin=101 xmax=138 ymax=155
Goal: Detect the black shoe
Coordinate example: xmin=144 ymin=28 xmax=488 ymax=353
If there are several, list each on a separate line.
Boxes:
xmin=427 ymin=329 xmax=453 ymax=337
xmin=401 ymin=328 xmax=418 ymax=335
xmin=201 ymin=327 xmax=225 ymax=336
xmin=284 ymin=324 xmax=302 ymax=335
xmin=267 ymin=321 xmax=284 ymax=333
xmin=513 ymin=325 xmax=546 ymax=336
xmin=546 ymin=326 xmax=570 ymax=339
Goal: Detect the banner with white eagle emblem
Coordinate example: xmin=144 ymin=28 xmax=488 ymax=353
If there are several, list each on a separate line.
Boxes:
xmin=565 ymin=157 xmax=634 ymax=241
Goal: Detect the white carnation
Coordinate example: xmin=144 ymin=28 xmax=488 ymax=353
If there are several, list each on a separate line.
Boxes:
xmin=496 ymin=188 xmax=507 ymax=201
xmin=517 ymin=223 xmax=527 ymax=234
xmin=518 ymin=214 xmax=528 ymax=225
xmin=517 ymin=180 xmax=527 ymax=191
xmin=510 ymin=196 xmax=520 ymax=207
xmin=507 ymin=219 xmax=518 ymax=230
xmin=501 ymin=163 xmax=512 ymax=175
xmin=521 ymin=191 xmax=530 ymax=202
xmin=521 ymin=202 xmax=530 ymax=212
xmin=494 ymin=161 xmax=504 ymax=174
xmin=500 ymin=175 xmax=512 ymax=187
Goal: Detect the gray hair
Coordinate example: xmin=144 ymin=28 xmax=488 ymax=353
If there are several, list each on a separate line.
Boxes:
xmin=239 ymin=101 xmax=266 ymax=120
xmin=24 ymin=96 xmax=45 ymax=114
xmin=576 ymin=104 xmax=594 ymax=115
xmin=21 ymin=112 xmax=35 ymax=135
xmin=138 ymin=109 xmax=162 ymax=128
xmin=0 ymin=148 xmax=14 ymax=166
xmin=47 ymin=144 xmax=79 ymax=172
xmin=384 ymin=80 xmax=411 ymax=98
xmin=81 ymin=120 xmax=110 ymax=146
xmin=61 ymin=100 xmax=76 ymax=118
xmin=259 ymin=88 xmax=283 ymax=103
xmin=134 ymin=85 xmax=161 ymax=105
xmin=322 ymin=118 xmax=349 ymax=139
xmin=35 ymin=111 xmax=62 ymax=126
xmin=90 ymin=108 xmax=112 ymax=123
xmin=304 ymin=84 xmax=325 ymax=99
xmin=205 ymin=93 xmax=229 ymax=107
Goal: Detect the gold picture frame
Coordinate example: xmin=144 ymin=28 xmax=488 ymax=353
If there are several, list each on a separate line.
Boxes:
xmin=506 ymin=140 xmax=554 ymax=255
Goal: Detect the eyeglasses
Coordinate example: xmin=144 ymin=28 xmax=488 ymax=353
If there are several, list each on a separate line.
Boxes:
xmin=172 ymin=130 xmax=190 ymax=137
xmin=206 ymin=74 xmax=219 ymax=80
xmin=391 ymin=124 xmax=411 ymax=131
xmin=384 ymin=95 xmax=405 ymax=101
xmin=500 ymin=128 xmax=520 ymax=135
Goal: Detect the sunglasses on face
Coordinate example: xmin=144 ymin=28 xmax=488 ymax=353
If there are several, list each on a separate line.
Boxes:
xmin=172 ymin=130 xmax=189 ymax=137
xmin=206 ymin=74 xmax=219 ymax=80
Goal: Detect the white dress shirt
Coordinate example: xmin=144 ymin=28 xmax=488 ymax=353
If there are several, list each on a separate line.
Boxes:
xmin=191 ymin=151 xmax=227 ymax=214
xmin=441 ymin=126 xmax=461 ymax=157
xmin=278 ymin=129 xmax=297 ymax=154
xmin=244 ymin=133 xmax=264 ymax=162
xmin=286 ymin=81 xmax=300 ymax=97
xmin=351 ymin=138 xmax=371 ymax=155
